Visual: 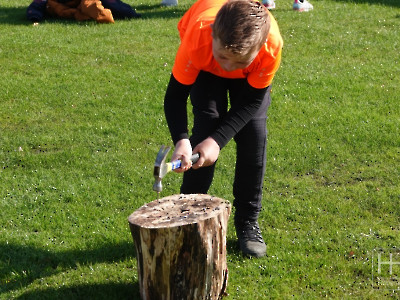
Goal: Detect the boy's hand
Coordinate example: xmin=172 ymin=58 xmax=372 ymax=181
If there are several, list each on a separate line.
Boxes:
xmin=171 ymin=139 xmax=193 ymax=173
xmin=192 ymin=137 xmax=220 ymax=169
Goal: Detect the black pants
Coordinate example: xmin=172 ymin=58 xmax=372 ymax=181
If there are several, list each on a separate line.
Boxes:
xmin=181 ymin=71 xmax=271 ymax=222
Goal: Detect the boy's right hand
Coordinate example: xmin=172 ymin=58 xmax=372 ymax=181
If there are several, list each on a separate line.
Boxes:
xmin=171 ymin=139 xmax=193 ymax=173
xmin=192 ymin=137 xmax=220 ymax=169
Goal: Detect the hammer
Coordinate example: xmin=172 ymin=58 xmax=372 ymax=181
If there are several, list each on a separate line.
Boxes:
xmin=153 ymin=145 xmax=200 ymax=197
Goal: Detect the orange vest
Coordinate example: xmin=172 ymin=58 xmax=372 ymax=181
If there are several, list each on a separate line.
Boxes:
xmin=172 ymin=0 xmax=283 ymax=89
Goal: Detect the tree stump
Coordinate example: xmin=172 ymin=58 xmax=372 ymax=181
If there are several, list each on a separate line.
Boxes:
xmin=128 ymin=194 xmax=231 ymax=300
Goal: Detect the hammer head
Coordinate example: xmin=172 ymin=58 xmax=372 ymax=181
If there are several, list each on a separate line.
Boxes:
xmin=153 ymin=145 xmax=171 ymax=193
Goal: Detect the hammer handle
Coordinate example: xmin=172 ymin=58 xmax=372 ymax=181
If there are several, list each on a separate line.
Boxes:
xmin=170 ymin=153 xmax=200 ymax=170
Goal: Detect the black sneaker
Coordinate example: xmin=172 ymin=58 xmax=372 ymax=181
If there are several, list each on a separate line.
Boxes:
xmin=235 ymin=220 xmax=266 ymax=257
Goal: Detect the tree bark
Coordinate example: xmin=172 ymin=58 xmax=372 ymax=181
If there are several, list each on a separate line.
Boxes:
xmin=128 ymin=194 xmax=231 ymax=300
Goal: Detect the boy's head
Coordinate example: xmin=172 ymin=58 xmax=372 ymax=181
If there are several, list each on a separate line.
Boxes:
xmin=212 ymin=0 xmax=270 ymax=72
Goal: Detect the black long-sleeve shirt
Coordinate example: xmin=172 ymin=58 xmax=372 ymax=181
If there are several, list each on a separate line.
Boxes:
xmin=164 ymin=74 xmax=268 ymax=149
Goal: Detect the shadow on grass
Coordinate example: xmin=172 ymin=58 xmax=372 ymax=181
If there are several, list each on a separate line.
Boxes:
xmin=135 ymin=3 xmax=189 ymax=19
xmin=0 ymin=7 xmax=29 ymax=25
xmin=15 ymin=282 xmax=140 ymax=300
xmin=227 ymin=238 xmax=240 ymax=256
xmin=0 ymin=241 xmax=138 ymax=297
xmin=0 ymin=4 xmax=187 ymax=26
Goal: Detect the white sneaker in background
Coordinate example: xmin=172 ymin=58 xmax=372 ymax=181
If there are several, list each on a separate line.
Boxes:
xmin=262 ymin=0 xmax=276 ymax=10
xmin=293 ymin=0 xmax=313 ymax=12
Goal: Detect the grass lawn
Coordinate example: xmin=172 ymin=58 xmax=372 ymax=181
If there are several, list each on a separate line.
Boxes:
xmin=0 ymin=0 xmax=399 ymax=298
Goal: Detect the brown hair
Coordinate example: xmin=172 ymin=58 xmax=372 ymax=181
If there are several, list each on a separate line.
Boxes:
xmin=212 ymin=0 xmax=270 ymax=57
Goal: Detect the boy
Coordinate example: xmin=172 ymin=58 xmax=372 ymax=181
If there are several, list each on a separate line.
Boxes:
xmin=163 ymin=0 xmax=283 ymax=257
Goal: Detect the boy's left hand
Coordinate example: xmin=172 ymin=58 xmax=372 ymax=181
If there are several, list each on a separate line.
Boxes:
xmin=192 ymin=137 xmax=220 ymax=169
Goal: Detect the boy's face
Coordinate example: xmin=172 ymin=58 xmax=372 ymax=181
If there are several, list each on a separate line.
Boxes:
xmin=212 ymin=38 xmax=258 ymax=72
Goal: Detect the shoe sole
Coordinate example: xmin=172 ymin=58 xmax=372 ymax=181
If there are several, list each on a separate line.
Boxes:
xmin=242 ymin=249 xmax=267 ymax=258
xmin=238 ymin=242 xmax=267 ymax=258
xmin=264 ymin=4 xmax=276 ymax=10
xmin=293 ymin=6 xmax=313 ymax=11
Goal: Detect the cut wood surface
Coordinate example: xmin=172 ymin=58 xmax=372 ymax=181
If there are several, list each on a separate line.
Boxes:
xmin=128 ymin=194 xmax=232 ymax=300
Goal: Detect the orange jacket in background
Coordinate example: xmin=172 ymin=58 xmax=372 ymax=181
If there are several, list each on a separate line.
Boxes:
xmin=46 ymin=0 xmax=114 ymax=23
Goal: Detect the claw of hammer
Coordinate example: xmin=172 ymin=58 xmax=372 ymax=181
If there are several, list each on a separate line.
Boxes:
xmin=153 ymin=145 xmax=200 ymax=197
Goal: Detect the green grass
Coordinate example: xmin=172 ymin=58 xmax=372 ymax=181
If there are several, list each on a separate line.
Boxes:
xmin=1 ymin=0 xmax=399 ymax=299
